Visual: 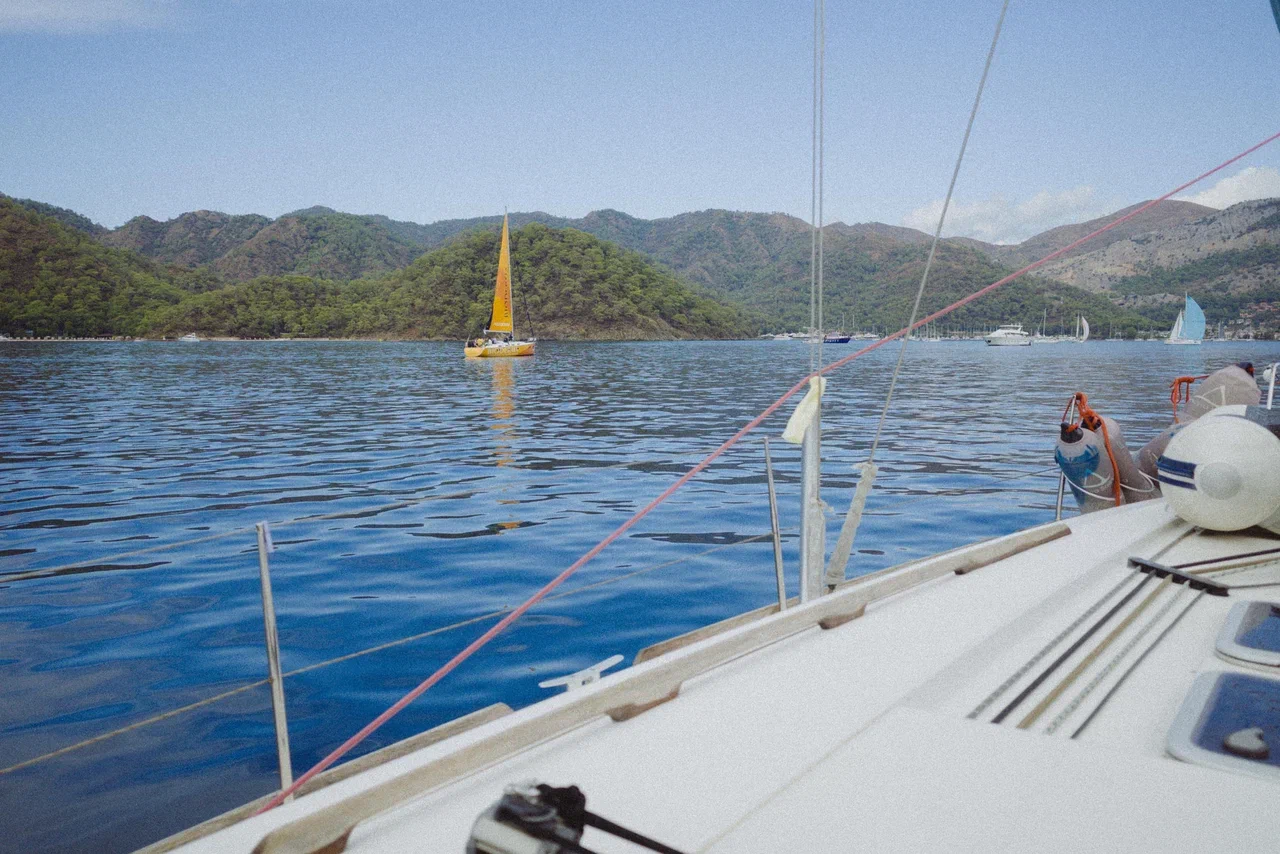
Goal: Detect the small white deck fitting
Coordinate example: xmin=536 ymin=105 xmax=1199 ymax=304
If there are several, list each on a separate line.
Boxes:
xmin=537 ymin=655 xmax=625 ymax=692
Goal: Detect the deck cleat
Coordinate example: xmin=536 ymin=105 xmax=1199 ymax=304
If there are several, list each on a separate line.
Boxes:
xmin=537 ymin=655 xmax=624 ymax=692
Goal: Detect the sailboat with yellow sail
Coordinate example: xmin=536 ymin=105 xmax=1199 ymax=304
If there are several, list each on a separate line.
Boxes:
xmin=464 ymin=215 xmax=535 ymax=358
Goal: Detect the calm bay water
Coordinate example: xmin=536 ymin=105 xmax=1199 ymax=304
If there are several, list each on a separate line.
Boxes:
xmin=2 ymin=338 xmax=1277 ymax=853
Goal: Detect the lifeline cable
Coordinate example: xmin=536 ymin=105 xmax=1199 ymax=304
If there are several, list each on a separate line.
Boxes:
xmin=258 ymin=129 xmax=1280 ymax=812
xmin=8 ymin=466 xmax=1062 ymax=776
xmin=2 ymin=527 xmax=788 ymax=777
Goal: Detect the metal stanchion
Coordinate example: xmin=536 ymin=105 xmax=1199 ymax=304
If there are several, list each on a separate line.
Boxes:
xmin=256 ymin=522 xmax=294 ymax=799
xmin=764 ymin=438 xmax=787 ymax=610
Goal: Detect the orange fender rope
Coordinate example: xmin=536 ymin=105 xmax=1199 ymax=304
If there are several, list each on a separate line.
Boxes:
xmin=1169 ymin=375 xmax=1208 ymax=422
xmin=1066 ymin=392 xmax=1123 ymax=507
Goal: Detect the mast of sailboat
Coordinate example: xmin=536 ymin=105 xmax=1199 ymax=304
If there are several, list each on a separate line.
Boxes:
xmin=799 ymin=0 xmax=826 ymax=602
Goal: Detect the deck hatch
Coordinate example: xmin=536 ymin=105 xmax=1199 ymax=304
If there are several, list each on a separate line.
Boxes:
xmin=1217 ymin=601 xmax=1280 ymax=668
xmin=1167 ymin=672 xmax=1280 ymax=780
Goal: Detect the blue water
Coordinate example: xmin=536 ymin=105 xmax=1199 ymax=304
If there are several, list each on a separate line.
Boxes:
xmin=1 ymin=339 xmax=1276 ymax=853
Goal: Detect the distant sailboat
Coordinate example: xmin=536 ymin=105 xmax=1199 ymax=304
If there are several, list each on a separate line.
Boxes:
xmin=465 ymin=215 xmax=535 ymax=358
xmin=1074 ymin=315 xmax=1089 ymax=343
xmin=1165 ymin=294 xmax=1205 ymax=345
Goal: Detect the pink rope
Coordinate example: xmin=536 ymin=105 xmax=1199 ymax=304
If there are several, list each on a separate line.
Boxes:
xmin=258 ymin=130 xmax=1280 ymax=813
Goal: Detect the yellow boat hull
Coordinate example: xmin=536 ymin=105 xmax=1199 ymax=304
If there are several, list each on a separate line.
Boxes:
xmin=463 ymin=340 xmax=536 ymax=358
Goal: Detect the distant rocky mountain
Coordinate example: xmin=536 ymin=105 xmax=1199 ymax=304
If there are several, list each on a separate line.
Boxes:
xmin=96 ymin=205 xmax=938 ymax=303
xmin=925 ymin=197 xmax=1280 ymax=334
xmin=1045 ymin=198 xmax=1280 ymax=331
xmin=955 ymin=200 xmax=1215 ymax=270
xmin=1005 ymin=199 xmax=1278 ymax=292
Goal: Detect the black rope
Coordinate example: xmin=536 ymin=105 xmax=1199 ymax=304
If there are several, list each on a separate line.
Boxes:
xmin=584 ymin=811 xmax=687 ymax=854
xmin=1173 ymin=545 xmax=1280 ymax=571
xmin=1069 ymin=591 xmax=1204 ymax=739
xmin=990 ymin=574 xmax=1152 ymax=724
xmin=504 ymin=816 xmax=601 ymax=854
xmin=537 ymin=784 xmax=687 ymax=854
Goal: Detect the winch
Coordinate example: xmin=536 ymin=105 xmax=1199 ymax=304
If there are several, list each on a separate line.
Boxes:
xmin=467 ymin=781 xmax=686 ymax=854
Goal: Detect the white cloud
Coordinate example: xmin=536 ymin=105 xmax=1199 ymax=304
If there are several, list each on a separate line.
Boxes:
xmin=1176 ymin=166 xmax=1280 ymax=210
xmin=0 ymin=0 xmax=172 ymax=33
xmin=901 ymin=185 xmax=1114 ymax=245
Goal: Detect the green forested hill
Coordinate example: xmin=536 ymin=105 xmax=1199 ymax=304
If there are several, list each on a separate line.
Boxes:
xmin=213 ymin=211 xmax=424 ymax=281
xmin=145 ymin=224 xmax=755 ymax=339
xmin=103 ymin=210 xmax=272 ymax=267
xmin=263 ymin=207 xmax=1153 ymax=334
xmin=7 ymin=196 xmax=107 ymax=237
xmin=103 ymin=208 xmax=423 ymax=281
xmin=0 ymin=201 xmax=754 ymax=340
xmin=0 ymin=197 xmax=203 ymax=337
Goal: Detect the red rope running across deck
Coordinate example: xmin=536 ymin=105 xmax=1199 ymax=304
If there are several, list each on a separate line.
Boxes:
xmin=258 ymin=129 xmax=1280 ymax=813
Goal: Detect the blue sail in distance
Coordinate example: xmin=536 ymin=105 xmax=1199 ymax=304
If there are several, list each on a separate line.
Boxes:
xmin=1183 ymin=295 xmax=1206 ymax=342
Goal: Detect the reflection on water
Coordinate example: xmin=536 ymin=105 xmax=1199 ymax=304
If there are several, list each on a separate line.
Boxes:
xmin=2 ymin=339 xmax=1280 ymax=853
xmin=488 ymin=357 xmax=517 ymax=468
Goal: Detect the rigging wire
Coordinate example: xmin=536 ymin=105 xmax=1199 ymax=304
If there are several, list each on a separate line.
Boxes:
xmin=808 ymin=0 xmax=820 ymax=375
xmin=817 ymin=0 xmax=826 ymax=372
xmin=868 ymin=0 xmax=1010 ymax=463
xmin=828 ymin=0 xmax=1008 ymax=586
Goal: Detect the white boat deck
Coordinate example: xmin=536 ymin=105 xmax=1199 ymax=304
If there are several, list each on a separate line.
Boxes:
xmin=170 ymin=500 xmax=1280 ymax=853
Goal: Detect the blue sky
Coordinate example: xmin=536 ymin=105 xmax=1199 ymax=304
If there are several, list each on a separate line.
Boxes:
xmin=3 ymin=1 xmax=1280 ymax=242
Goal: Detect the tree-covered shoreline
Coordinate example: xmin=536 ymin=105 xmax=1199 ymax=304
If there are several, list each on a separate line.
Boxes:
xmin=0 ymin=199 xmax=756 ymax=340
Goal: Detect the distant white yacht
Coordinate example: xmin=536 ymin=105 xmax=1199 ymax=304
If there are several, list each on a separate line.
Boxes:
xmin=1166 ymin=295 xmax=1205 ymax=345
xmin=1067 ymin=314 xmax=1090 ymax=343
xmin=179 ymin=333 xmax=201 ymax=342
xmin=984 ymin=324 xmax=1032 ymax=346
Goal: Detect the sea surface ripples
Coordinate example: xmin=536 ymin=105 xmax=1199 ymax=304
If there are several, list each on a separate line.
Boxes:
xmin=1 ymin=338 xmax=1275 ymax=853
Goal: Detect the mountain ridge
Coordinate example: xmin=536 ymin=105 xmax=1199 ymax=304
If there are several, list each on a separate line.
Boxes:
xmin=12 ymin=191 xmax=1280 ymax=336
xmin=0 ymin=198 xmax=754 ymax=340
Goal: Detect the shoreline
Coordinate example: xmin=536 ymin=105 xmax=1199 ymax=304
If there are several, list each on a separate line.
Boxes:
xmin=0 ymin=335 xmax=768 ymax=344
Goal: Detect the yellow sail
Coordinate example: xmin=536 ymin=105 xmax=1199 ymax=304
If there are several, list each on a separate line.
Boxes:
xmin=465 ymin=213 xmax=533 ymax=357
xmin=488 ymin=215 xmax=514 ymax=334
